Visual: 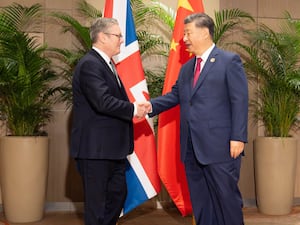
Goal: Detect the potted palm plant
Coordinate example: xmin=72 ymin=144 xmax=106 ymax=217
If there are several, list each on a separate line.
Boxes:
xmin=236 ymin=12 xmax=300 ymax=215
xmin=0 ymin=3 xmax=59 ymax=223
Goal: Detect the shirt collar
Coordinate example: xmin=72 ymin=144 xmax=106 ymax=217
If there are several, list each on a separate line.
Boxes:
xmin=197 ymin=43 xmax=215 ymax=63
xmin=92 ymin=46 xmax=111 ymax=65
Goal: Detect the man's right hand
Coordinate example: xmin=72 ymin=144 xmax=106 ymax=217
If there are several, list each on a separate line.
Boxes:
xmin=135 ymin=101 xmax=152 ymax=118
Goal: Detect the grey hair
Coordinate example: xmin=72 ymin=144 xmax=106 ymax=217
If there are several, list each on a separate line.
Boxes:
xmin=90 ymin=17 xmax=119 ymax=44
xmin=184 ymin=13 xmax=215 ymax=39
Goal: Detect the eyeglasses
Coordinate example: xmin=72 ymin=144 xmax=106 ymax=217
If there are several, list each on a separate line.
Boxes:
xmin=104 ymin=32 xmax=123 ymax=39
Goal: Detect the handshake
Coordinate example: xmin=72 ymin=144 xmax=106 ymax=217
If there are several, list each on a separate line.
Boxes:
xmin=135 ymin=101 xmax=152 ymax=119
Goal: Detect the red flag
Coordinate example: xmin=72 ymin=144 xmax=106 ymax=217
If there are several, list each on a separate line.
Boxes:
xmin=157 ymin=0 xmax=204 ymax=216
xmin=104 ymin=0 xmax=161 ymax=214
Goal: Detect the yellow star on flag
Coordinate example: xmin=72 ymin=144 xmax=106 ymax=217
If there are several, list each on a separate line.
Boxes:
xmin=177 ymin=0 xmax=194 ymax=12
xmin=170 ymin=38 xmax=179 ymax=52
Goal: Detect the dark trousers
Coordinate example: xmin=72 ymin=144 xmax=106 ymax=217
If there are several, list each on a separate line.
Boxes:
xmin=77 ymin=158 xmax=127 ymax=225
xmin=184 ymin=135 xmax=244 ymax=225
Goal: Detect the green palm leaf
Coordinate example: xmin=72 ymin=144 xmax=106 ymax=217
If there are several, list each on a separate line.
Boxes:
xmin=214 ymin=8 xmax=254 ymax=45
xmin=0 ymin=3 xmax=42 ymax=32
xmin=0 ymin=4 xmax=58 ymax=136
xmin=137 ymin=30 xmax=169 ymax=57
xmin=77 ymin=0 xmax=102 ymax=19
xmin=50 ymin=12 xmax=91 ymax=50
xmin=235 ymin=13 xmax=300 ymax=137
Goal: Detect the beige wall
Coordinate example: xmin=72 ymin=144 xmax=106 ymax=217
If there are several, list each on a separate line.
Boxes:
xmin=0 ymin=0 xmax=300 ymax=209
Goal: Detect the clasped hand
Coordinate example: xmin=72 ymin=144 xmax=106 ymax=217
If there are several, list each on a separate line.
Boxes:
xmin=135 ymin=101 xmax=152 ymax=118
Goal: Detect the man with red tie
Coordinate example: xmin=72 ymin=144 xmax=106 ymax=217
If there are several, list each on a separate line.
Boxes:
xmin=146 ymin=13 xmax=248 ymax=225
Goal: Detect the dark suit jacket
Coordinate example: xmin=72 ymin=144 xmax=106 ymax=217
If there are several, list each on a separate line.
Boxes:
xmin=150 ymin=46 xmax=248 ymax=164
xmin=70 ymin=49 xmax=134 ymax=160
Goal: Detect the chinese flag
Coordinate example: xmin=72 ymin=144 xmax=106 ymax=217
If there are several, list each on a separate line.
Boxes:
xmin=157 ymin=0 xmax=204 ymax=216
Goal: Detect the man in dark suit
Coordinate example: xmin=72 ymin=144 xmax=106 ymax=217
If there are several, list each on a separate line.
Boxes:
xmin=71 ymin=17 xmax=146 ymax=225
xmin=144 ymin=13 xmax=248 ymax=225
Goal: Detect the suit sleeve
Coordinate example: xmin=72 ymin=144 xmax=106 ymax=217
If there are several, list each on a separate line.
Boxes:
xmin=149 ymin=79 xmax=180 ymax=117
xmin=227 ymin=54 xmax=248 ymax=143
xmin=79 ymin=59 xmax=134 ymax=121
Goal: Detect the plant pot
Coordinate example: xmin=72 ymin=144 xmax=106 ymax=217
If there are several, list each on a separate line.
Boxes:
xmin=254 ymin=136 xmax=297 ymax=215
xmin=0 ymin=176 xmax=2 ymax=205
xmin=0 ymin=136 xmax=49 ymax=223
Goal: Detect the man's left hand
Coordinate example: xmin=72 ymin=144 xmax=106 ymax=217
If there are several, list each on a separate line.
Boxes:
xmin=230 ymin=140 xmax=244 ymax=159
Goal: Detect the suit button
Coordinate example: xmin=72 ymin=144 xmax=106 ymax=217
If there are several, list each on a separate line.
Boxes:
xmin=189 ymin=102 xmax=192 ymax=106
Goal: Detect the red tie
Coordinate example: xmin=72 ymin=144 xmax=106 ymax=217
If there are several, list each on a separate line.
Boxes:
xmin=193 ymin=57 xmax=202 ymax=87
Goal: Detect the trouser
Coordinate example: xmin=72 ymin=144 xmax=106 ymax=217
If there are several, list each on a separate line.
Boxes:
xmin=77 ymin=158 xmax=127 ymax=225
xmin=184 ymin=137 xmax=244 ymax=225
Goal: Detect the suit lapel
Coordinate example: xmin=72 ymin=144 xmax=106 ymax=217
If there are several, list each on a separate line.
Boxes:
xmin=191 ymin=47 xmax=218 ymax=96
xmin=185 ymin=60 xmax=195 ymax=98
xmin=90 ymin=49 xmax=129 ymax=100
xmin=90 ymin=49 xmax=125 ymax=89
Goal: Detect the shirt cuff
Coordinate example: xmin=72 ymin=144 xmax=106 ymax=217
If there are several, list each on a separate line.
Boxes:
xmin=133 ymin=102 xmax=137 ymax=117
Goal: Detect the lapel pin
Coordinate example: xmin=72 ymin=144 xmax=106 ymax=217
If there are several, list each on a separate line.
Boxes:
xmin=210 ymin=58 xmax=215 ymax=63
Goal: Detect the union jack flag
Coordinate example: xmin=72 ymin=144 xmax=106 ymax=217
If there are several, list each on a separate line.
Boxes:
xmin=104 ymin=0 xmax=161 ymax=215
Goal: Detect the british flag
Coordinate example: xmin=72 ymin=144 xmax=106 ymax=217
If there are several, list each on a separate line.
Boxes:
xmin=104 ymin=0 xmax=161 ymax=215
